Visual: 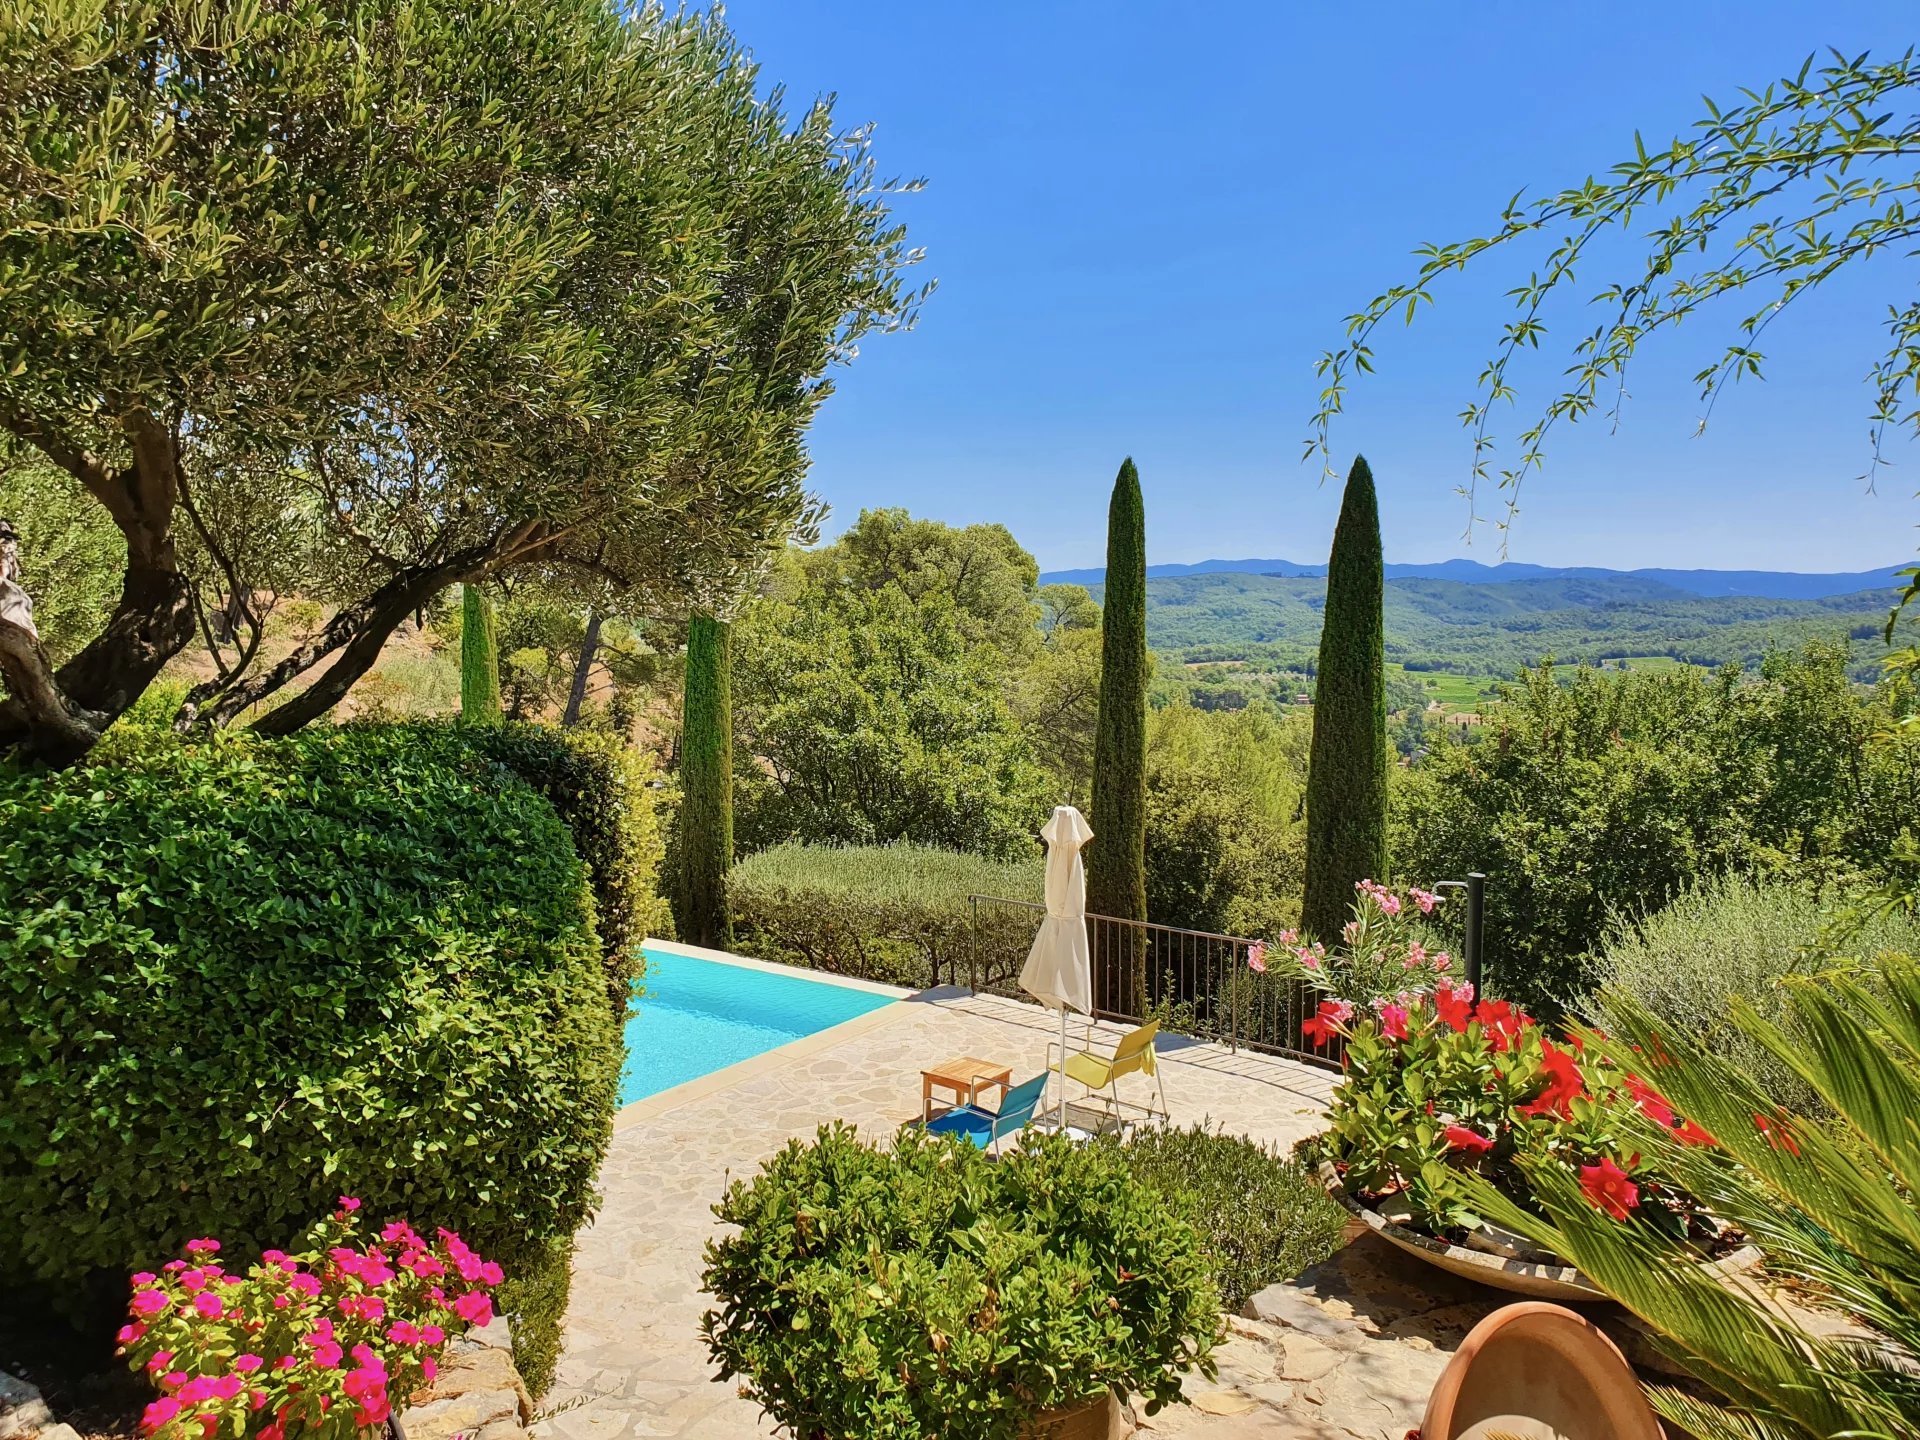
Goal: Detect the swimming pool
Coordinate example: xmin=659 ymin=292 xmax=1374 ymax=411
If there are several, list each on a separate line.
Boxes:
xmin=619 ymin=948 xmax=900 ymax=1105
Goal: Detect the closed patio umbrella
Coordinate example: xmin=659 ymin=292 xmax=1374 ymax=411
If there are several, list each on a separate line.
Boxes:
xmin=1020 ymin=804 xmax=1094 ymax=1130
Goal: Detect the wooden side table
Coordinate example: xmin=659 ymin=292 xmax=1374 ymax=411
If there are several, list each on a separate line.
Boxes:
xmin=921 ymin=1055 xmax=1013 ymax=1122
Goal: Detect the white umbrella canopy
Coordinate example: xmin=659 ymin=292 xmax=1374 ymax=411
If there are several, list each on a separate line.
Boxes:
xmin=1020 ymin=804 xmax=1094 ymax=1127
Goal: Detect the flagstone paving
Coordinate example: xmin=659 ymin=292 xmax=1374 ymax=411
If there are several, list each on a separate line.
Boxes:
xmin=527 ymin=974 xmax=1755 ymax=1440
xmin=532 ymin=984 xmax=1339 ymax=1440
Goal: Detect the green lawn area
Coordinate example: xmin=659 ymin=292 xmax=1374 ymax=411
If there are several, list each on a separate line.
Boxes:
xmin=1391 ymin=664 xmax=1493 ymax=709
xmin=1602 ymin=655 xmax=1711 ymax=674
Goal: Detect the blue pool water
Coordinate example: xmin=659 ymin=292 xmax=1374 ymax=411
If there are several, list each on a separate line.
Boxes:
xmin=619 ymin=949 xmax=898 ymax=1104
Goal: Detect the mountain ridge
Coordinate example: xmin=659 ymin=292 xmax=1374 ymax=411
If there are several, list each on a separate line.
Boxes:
xmin=1040 ymin=557 xmax=1910 ymax=601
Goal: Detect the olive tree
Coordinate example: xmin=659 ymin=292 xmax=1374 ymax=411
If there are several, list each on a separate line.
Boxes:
xmin=0 ymin=1 xmax=924 ymax=760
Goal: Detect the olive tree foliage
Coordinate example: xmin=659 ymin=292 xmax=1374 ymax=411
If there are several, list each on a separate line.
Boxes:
xmin=0 ymin=0 xmax=925 ymax=762
xmin=0 ymin=446 xmax=120 ymax=663
xmin=1305 ymin=49 xmax=1920 ymax=663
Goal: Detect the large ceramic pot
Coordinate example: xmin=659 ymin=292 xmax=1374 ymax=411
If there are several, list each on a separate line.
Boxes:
xmin=1420 ymin=1302 xmax=1664 ymax=1440
xmin=1318 ymin=1159 xmax=1760 ymax=1302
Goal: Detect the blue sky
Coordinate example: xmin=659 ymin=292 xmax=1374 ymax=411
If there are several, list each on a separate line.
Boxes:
xmin=713 ymin=2 xmax=1920 ymax=574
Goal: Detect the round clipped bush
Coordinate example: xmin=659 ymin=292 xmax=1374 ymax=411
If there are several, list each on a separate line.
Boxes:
xmin=700 ymin=1124 xmax=1221 ymax=1439
xmin=1108 ymin=1124 xmax=1346 ymax=1311
xmin=0 ymin=725 xmax=621 ymax=1312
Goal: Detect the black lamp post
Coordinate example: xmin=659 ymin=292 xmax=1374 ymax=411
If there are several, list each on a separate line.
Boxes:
xmin=1431 ymin=872 xmax=1487 ymax=995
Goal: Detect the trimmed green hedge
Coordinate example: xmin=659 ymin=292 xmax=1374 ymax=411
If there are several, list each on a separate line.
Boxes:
xmin=728 ymin=842 xmax=1042 ymax=991
xmin=463 ymin=721 xmax=672 ymax=1011
xmin=0 ymin=726 xmax=621 ymax=1333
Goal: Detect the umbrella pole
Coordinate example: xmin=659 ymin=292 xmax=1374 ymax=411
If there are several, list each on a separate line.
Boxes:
xmin=1057 ymin=1005 xmax=1068 ymax=1130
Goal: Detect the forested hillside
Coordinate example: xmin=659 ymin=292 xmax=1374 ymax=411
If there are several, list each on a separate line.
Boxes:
xmin=1089 ymin=570 xmax=1895 ymax=677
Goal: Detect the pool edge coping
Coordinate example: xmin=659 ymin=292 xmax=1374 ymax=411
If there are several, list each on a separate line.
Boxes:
xmin=638 ymin=936 xmax=916 ymax=999
xmin=613 ymin=940 xmax=916 ymax=1129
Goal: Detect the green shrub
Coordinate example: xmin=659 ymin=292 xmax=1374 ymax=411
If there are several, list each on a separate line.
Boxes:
xmin=462 ymin=721 xmax=672 ymax=1010
xmin=0 ymin=727 xmax=620 ymax=1339
xmin=1107 ymin=1124 xmax=1345 ymax=1311
xmin=700 ymin=1125 xmax=1221 ymax=1439
xmin=1588 ymin=873 xmax=1920 ymax=1115
xmin=728 ymin=842 xmax=1042 ymax=990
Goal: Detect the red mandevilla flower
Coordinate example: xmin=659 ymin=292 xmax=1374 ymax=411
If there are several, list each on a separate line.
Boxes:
xmin=1622 ymin=1074 xmax=1675 ymax=1127
xmin=1442 ymin=1124 xmax=1494 ymax=1156
xmin=1578 ymin=1158 xmax=1641 ymax=1220
xmin=1517 ymin=1038 xmax=1585 ymax=1120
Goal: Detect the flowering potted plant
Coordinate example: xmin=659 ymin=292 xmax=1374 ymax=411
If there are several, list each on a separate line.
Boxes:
xmin=118 ymin=1197 xmax=502 ymax=1440
xmin=1250 ymin=879 xmax=1453 ymax=1008
xmin=1303 ymin=987 xmax=1757 ymax=1298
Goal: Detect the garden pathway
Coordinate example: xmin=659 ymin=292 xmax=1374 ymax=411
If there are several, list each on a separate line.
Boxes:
xmin=532 ymin=979 xmax=1339 ymax=1440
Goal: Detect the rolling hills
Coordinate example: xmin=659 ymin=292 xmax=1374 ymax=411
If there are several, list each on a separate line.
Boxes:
xmin=1042 ymin=556 xmax=1910 ymax=600
xmin=1074 ymin=569 xmax=1899 ymax=678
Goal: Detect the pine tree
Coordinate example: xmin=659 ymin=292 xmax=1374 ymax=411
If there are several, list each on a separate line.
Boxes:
xmin=1088 ymin=458 xmax=1149 ymax=1013
xmin=459 ymin=584 xmax=502 ymax=725
xmin=676 ymin=611 xmax=734 ymax=946
xmin=1303 ymin=455 xmax=1388 ymax=944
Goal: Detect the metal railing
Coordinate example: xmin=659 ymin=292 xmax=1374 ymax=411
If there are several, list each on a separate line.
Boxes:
xmin=965 ymin=895 xmax=1341 ymax=1069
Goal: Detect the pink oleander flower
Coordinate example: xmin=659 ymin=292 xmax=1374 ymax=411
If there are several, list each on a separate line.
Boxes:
xmin=1246 ymin=940 xmax=1267 ymax=973
xmin=1341 ymin=920 xmax=1361 ymax=943
xmin=1377 ymin=891 xmax=1402 ymax=917
xmin=1432 ymin=951 xmax=1452 ymax=971
xmin=1409 ymin=887 xmax=1439 ymax=914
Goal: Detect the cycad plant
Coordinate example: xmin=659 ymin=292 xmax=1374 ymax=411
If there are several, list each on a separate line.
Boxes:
xmin=1464 ymin=956 xmax=1920 ymax=1440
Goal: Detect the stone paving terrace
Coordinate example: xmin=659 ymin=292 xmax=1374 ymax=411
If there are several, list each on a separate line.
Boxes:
xmin=533 ymin=953 xmax=1341 ymax=1440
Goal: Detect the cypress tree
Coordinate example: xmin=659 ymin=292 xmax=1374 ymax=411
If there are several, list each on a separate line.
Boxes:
xmin=1088 ymin=458 xmax=1149 ymax=1013
xmin=459 ymin=583 xmax=502 ymax=725
xmin=676 ymin=611 xmax=733 ymax=946
xmin=1302 ymin=455 xmax=1388 ymax=944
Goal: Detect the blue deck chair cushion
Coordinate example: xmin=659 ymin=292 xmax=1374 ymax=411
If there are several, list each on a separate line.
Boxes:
xmin=926 ymin=1072 xmax=1050 ymax=1149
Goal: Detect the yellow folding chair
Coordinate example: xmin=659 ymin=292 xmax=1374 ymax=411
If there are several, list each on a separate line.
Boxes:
xmin=1049 ymin=1019 xmax=1168 ymax=1122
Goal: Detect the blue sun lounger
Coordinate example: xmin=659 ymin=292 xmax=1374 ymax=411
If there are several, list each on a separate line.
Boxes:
xmin=924 ymin=1071 xmax=1051 ymax=1155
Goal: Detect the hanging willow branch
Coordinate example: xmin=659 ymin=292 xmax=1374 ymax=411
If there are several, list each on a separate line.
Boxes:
xmin=1306 ymin=49 xmax=1920 ymax=537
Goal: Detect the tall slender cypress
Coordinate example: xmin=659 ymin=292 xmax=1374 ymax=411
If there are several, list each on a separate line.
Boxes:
xmin=1088 ymin=458 xmax=1149 ymax=1013
xmin=459 ymin=583 xmax=502 ymax=725
xmin=676 ymin=611 xmax=733 ymax=946
xmin=1302 ymin=456 xmax=1388 ymax=944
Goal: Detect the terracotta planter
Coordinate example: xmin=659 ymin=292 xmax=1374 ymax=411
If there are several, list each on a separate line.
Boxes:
xmin=1318 ymin=1159 xmax=1761 ymax=1302
xmin=1023 ymin=1390 xmax=1131 ymax=1440
xmin=1420 ymin=1302 xmax=1662 ymax=1440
